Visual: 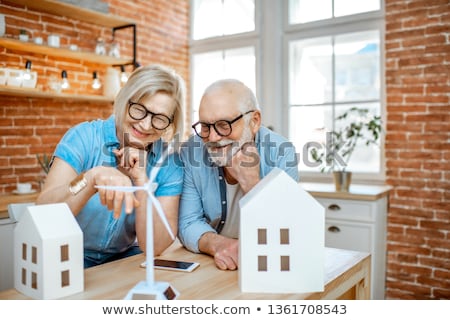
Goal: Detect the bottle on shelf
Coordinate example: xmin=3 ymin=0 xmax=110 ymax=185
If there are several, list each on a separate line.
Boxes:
xmin=95 ymin=38 xmax=106 ymax=55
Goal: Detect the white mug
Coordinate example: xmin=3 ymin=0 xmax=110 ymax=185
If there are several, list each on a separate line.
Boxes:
xmin=17 ymin=182 xmax=32 ymax=193
xmin=34 ymin=37 xmax=43 ymax=45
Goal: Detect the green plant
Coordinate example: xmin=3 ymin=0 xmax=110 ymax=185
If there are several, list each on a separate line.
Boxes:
xmin=36 ymin=153 xmax=51 ymax=175
xmin=310 ymin=107 xmax=382 ymax=172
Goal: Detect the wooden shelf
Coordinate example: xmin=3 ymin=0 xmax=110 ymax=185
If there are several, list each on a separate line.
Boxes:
xmin=0 ymin=86 xmax=113 ymax=103
xmin=12 ymin=0 xmax=135 ymax=28
xmin=0 ymin=38 xmax=133 ymax=65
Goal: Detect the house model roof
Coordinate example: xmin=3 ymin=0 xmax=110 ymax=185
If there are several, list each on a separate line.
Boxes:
xmin=21 ymin=204 xmax=82 ymax=239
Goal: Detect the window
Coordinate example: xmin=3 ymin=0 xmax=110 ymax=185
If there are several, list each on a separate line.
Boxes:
xmin=257 ymin=228 xmax=267 ymax=244
xmin=189 ymin=1 xmax=385 ymax=180
xmin=191 ymin=47 xmax=256 ymax=124
xmin=21 ymin=268 xmax=26 ymax=285
xmin=288 ymin=0 xmax=380 ymax=24
xmin=192 ymin=0 xmax=255 ymax=40
xmin=22 ymin=243 xmax=27 ymax=260
xmin=258 ymin=255 xmax=267 ymax=271
xmin=31 ymin=272 xmax=37 ymax=289
xmin=32 ymin=246 xmax=37 ymax=264
xmin=190 ymin=0 xmax=257 ymax=129
xmin=280 ymin=255 xmax=290 ymax=271
xmin=280 ymin=228 xmax=290 ymax=244
xmin=61 ymin=244 xmax=69 ymax=262
xmin=286 ymin=0 xmax=384 ymax=178
xmin=61 ymin=270 xmax=70 ymax=287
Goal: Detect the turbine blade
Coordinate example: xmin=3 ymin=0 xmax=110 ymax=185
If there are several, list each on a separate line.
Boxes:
xmin=149 ymin=193 xmax=175 ymax=240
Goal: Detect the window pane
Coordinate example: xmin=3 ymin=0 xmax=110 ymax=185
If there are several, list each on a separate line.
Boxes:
xmin=191 ymin=46 xmax=256 ymax=126
xmin=290 ymin=105 xmax=331 ymax=172
xmin=290 ymin=103 xmax=381 ymax=173
xmin=289 ymin=37 xmax=333 ymax=105
xmin=289 ymin=0 xmax=381 ymax=24
xmin=334 ymin=103 xmax=381 ymax=173
xmin=289 ymin=0 xmax=331 ymax=24
xmin=334 ymin=0 xmax=380 ymax=17
xmin=192 ymin=0 xmax=255 ymax=40
xmin=223 ymin=0 xmax=255 ymax=36
xmin=335 ymin=31 xmax=380 ymax=102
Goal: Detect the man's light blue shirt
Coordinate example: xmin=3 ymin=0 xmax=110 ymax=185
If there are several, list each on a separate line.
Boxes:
xmin=54 ymin=115 xmax=183 ymax=254
xmin=178 ymin=126 xmax=299 ymax=253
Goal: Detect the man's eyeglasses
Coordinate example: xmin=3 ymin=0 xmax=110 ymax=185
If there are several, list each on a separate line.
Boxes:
xmin=192 ymin=110 xmax=255 ymax=139
xmin=128 ymin=101 xmax=173 ymax=130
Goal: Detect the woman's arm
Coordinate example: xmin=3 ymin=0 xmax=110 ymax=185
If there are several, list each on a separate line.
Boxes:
xmin=37 ymin=158 xmax=95 ymax=215
xmin=37 ymin=157 xmax=138 ymax=218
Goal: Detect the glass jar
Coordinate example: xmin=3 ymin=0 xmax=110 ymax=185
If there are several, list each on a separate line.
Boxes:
xmin=108 ymin=41 xmax=120 ymax=58
xmin=95 ymin=38 xmax=106 ymax=55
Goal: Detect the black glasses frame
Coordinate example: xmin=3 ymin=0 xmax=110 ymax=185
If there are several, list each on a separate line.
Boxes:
xmin=128 ymin=101 xmax=173 ymax=130
xmin=192 ymin=110 xmax=255 ymax=138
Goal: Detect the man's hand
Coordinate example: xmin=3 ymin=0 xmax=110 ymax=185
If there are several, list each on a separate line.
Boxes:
xmin=199 ymin=232 xmax=239 ymax=270
xmin=227 ymin=142 xmax=260 ymax=193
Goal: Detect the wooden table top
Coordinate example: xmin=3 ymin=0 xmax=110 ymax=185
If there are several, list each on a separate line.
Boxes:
xmin=0 ymin=241 xmax=371 ymax=300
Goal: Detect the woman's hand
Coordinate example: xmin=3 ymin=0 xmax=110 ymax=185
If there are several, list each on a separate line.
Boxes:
xmin=93 ymin=166 xmax=140 ymax=218
xmin=113 ymin=147 xmax=148 ymax=186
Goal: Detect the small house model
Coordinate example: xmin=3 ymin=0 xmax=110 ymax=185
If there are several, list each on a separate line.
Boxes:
xmin=14 ymin=203 xmax=84 ymax=299
xmin=239 ymin=168 xmax=325 ymax=293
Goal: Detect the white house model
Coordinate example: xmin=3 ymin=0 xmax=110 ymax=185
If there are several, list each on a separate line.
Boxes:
xmin=14 ymin=203 xmax=84 ymax=299
xmin=239 ymin=168 xmax=325 ymax=293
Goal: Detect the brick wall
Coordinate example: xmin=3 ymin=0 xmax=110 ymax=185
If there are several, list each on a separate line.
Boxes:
xmin=0 ymin=0 xmax=189 ymax=193
xmin=385 ymin=0 xmax=450 ymax=299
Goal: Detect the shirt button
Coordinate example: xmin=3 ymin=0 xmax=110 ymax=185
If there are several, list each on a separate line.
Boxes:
xmin=219 ymin=176 xmax=223 ymax=180
xmin=222 ymin=201 xmax=226 ymax=205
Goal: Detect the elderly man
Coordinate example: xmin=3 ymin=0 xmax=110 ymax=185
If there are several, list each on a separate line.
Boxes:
xmin=178 ymin=79 xmax=299 ymax=270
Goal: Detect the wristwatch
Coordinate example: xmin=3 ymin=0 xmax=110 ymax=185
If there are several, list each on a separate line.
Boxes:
xmin=69 ymin=172 xmax=88 ymax=195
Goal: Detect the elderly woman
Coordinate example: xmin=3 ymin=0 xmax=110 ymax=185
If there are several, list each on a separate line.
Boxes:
xmin=37 ymin=64 xmax=186 ymax=268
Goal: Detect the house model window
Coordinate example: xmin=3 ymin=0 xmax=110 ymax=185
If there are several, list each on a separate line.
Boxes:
xmin=61 ymin=244 xmax=69 ymax=262
xmin=256 ymin=227 xmax=291 ymax=272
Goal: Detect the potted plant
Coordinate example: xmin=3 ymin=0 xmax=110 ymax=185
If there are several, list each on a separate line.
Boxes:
xmin=310 ymin=107 xmax=382 ymax=191
xmin=19 ymin=29 xmax=29 ymax=42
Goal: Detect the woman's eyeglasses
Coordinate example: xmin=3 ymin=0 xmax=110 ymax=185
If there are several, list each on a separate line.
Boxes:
xmin=128 ymin=101 xmax=173 ymax=130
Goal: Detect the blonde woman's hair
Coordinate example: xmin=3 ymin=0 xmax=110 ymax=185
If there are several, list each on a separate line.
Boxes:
xmin=114 ymin=64 xmax=186 ymax=141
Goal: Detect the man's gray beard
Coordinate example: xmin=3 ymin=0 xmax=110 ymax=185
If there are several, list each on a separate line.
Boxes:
xmin=207 ymin=125 xmax=253 ymax=167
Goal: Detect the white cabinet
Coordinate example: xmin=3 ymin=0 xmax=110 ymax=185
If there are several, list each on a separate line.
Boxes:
xmin=301 ymin=183 xmax=391 ymax=299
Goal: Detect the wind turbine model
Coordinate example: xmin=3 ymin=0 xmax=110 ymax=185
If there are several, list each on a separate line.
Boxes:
xmin=96 ymin=146 xmax=179 ymax=300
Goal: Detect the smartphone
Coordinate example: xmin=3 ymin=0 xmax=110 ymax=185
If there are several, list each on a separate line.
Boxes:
xmin=140 ymin=259 xmax=200 ymax=272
